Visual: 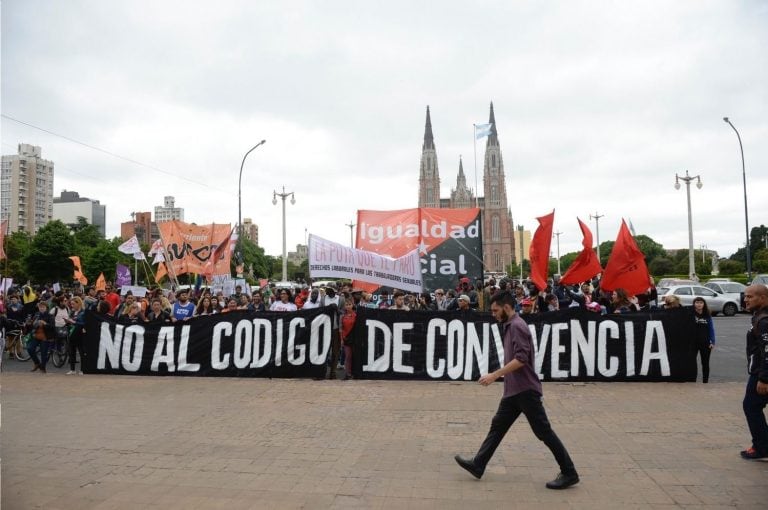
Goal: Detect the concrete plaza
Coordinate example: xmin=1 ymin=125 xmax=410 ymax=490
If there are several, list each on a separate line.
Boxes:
xmin=1 ymin=372 xmax=766 ymax=509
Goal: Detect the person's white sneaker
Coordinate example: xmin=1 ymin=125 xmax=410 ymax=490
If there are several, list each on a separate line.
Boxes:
xmin=66 ymin=370 xmax=76 ymax=375
xmin=77 ymin=371 xmax=84 ymax=375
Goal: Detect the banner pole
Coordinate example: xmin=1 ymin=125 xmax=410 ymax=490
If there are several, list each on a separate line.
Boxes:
xmin=473 ymin=124 xmax=479 ymax=208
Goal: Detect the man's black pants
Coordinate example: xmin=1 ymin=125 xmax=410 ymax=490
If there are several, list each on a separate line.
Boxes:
xmin=473 ymin=390 xmax=576 ymax=475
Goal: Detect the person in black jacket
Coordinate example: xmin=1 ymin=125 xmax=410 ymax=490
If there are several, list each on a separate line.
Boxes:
xmin=741 ymin=284 xmax=768 ymax=459
xmin=28 ymin=301 xmax=54 ymax=374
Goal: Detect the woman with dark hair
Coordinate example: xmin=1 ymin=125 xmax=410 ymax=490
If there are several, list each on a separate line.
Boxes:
xmin=610 ymin=288 xmax=634 ymax=314
xmin=195 ymin=296 xmax=216 ymax=316
xmin=692 ymin=297 xmax=716 ymax=383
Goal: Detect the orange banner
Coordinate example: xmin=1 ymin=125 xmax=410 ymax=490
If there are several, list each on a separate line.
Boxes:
xmin=157 ymin=221 xmax=232 ymax=278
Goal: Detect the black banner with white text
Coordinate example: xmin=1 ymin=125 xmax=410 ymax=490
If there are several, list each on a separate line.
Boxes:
xmin=83 ymin=307 xmax=336 ymax=377
xmin=347 ymin=307 xmax=697 ymax=382
xmin=83 ymin=307 xmax=698 ymax=381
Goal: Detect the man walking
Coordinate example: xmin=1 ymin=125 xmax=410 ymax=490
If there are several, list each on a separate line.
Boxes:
xmin=454 ymin=291 xmax=579 ymax=489
xmin=741 ymin=284 xmax=768 ymax=459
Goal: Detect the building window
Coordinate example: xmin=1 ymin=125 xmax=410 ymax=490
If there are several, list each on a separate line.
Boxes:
xmin=494 ymin=250 xmax=501 ymax=270
xmin=492 ymin=215 xmax=500 ymax=240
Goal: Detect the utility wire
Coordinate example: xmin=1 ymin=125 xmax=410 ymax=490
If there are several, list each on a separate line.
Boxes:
xmin=1 ymin=113 xmax=233 ymax=195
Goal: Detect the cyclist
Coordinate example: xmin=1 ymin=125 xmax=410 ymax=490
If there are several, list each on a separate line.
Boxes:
xmin=28 ymin=301 xmax=54 ymax=374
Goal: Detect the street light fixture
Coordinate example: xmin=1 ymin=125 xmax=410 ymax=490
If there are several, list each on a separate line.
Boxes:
xmin=273 ymin=186 xmax=295 ymax=282
xmin=589 ymin=212 xmax=604 ymax=263
xmin=553 ymin=230 xmax=562 ymax=275
xmin=237 ymin=140 xmax=266 ymax=265
xmin=345 ymin=220 xmax=356 ymax=248
xmin=675 ymin=170 xmax=703 ymax=280
xmin=723 ymin=117 xmax=751 ymax=280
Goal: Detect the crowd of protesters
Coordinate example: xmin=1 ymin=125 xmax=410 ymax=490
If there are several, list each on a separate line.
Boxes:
xmin=0 ymin=273 xmax=672 ymax=378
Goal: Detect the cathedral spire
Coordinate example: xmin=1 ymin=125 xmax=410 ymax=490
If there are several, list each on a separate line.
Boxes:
xmin=423 ymin=105 xmax=435 ymax=150
xmin=487 ymin=101 xmax=499 ymax=146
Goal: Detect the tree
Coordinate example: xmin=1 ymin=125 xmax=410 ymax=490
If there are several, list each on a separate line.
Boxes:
xmin=750 ymin=224 xmax=767 ymax=255
xmin=3 ymin=231 xmax=32 ymax=282
xmin=598 ymin=241 xmax=614 ymax=268
xmin=69 ymin=216 xmax=103 ymax=250
xmin=25 ymin=220 xmax=76 ymax=283
xmin=558 ymin=251 xmax=580 ymax=274
xmin=718 ymin=259 xmax=744 ymax=276
xmin=83 ymin=239 xmax=121 ymax=283
xmin=233 ymin=238 xmax=270 ymax=281
xmin=649 ymin=257 xmax=675 ymax=275
xmin=634 ymin=235 xmax=666 ymax=264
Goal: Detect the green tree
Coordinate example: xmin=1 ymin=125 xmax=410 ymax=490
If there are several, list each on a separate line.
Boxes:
xmin=69 ymin=216 xmax=103 ymax=249
xmin=750 ymin=224 xmax=767 ymax=255
xmin=83 ymin=239 xmax=121 ymax=283
xmin=3 ymin=231 xmax=32 ymax=282
xmin=634 ymin=235 xmax=666 ymax=264
xmin=558 ymin=251 xmax=580 ymax=274
xmin=649 ymin=257 xmax=675 ymax=275
xmin=233 ymin=238 xmax=270 ymax=281
xmin=718 ymin=259 xmax=744 ymax=276
xmin=25 ymin=220 xmax=76 ymax=283
xmin=598 ymin=241 xmax=614 ymax=268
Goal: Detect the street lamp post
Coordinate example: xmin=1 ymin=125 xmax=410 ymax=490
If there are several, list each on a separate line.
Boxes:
xmin=237 ymin=140 xmax=266 ymax=263
xmin=589 ymin=212 xmax=604 ymax=263
xmin=675 ymin=170 xmax=703 ymax=280
xmin=273 ymin=186 xmax=295 ymax=282
xmin=723 ymin=117 xmax=751 ymax=280
xmin=345 ymin=220 xmax=356 ymax=248
xmin=553 ymin=231 xmax=562 ymax=275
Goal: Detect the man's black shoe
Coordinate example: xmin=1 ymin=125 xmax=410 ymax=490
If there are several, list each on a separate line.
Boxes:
xmin=545 ymin=472 xmax=580 ymax=490
xmin=740 ymin=447 xmax=768 ymax=460
xmin=454 ymin=455 xmax=483 ymax=479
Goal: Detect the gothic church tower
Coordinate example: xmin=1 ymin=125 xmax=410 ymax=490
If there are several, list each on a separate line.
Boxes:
xmin=482 ymin=103 xmax=515 ymax=272
xmin=418 ymin=106 xmax=441 ymax=208
xmin=449 ymin=157 xmax=474 ymax=209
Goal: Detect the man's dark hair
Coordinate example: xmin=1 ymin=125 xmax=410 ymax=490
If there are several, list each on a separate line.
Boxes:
xmin=490 ymin=290 xmax=516 ymax=308
xmin=96 ymin=301 xmax=111 ymax=314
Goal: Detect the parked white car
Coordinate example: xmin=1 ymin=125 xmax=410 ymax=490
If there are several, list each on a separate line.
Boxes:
xmin=704 ymin=281 xmax=746 ymax=311
xmin=656 ymin=284 xmax=740 ymax=316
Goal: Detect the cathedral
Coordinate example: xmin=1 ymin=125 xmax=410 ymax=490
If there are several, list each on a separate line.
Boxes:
xmin=417 ymin=103 xmax=516 ymax=273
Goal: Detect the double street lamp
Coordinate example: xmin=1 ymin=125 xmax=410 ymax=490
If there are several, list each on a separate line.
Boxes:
xmin=675 ymin=170 xmax=703 ymax=280
xmin=273 ymin=186 xmax=295 ymax=282
xmin=723 ymin=117 xmax=751 ymax=280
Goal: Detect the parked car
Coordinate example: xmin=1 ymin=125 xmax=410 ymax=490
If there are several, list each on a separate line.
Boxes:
xmin=656 ymin=284 xmax=740 ymax=316
xmin=656 ymin=278 xmax=695 ymax=288
xmin=704 ymin=281 xmax=746 ymax=311
xmin=751 ymin=274 xmax=768 ymax=288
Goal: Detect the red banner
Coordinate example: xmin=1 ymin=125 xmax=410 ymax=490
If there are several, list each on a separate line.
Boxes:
xmin=355 ymin=208 xmax=483 ymax=292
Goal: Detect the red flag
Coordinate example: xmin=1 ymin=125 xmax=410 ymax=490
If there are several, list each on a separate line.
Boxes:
xmin=529 ymin=210 xmax=555 ymax=291
xmin=203 ymin=228 xmax=235 ymax=281
xmin=560 ymin=218 xmax=603 ymax=285
xmin=600 ymin=219 xmax=651 ymax=295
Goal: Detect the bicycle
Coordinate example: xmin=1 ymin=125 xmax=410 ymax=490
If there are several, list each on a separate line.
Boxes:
xmin=23 ymin=325 xmax=69 ymax=369
xmin=3 ymin=319 xmax=32 ymax=362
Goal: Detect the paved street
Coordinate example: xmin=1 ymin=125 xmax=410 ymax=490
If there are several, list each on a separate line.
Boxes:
xmin=2 ymin=368 xmax=767 ymax=509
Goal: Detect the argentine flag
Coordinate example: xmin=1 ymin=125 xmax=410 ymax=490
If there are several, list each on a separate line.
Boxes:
xmin=474 ymin=123 xmax=493 ymax=139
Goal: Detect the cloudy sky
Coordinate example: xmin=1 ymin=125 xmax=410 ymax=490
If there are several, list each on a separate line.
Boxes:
xmin=2 ymin=0 xmax=766 ymax=261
